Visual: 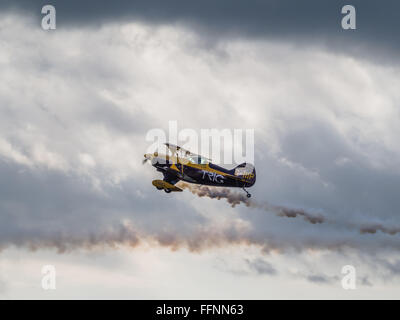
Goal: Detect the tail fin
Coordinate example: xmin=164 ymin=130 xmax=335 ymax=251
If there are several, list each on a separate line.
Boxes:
xmin=234 ymin=163 xmax=256 ymax=186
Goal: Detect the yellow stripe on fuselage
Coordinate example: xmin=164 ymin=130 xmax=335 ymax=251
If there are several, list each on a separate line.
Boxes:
xmin=183 ymin=162 xmax=251 ymax=183
xmin=156 ymin=154 xmax=251 ymax=183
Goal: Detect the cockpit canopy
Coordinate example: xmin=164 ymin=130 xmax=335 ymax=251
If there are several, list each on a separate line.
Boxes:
xmin=186 ymin=155 xmax=209 ymax=165
xmin=164 ymin=143 xmax=210 ymax=165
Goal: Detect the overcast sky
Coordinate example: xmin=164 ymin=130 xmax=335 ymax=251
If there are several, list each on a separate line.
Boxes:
xmin=1 ymin=1 xmax=400 ymax=299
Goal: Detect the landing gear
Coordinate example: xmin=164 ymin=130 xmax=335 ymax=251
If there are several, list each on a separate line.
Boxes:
xmin=156 ymin=187 xmax=163 ymax=190
xmin=164 ymin=188 xmax=171 ymax=193
xmin=243 ymin=187 xmax=251 ymax=198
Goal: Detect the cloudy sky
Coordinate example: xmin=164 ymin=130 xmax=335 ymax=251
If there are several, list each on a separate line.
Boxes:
xmin=1 ymin=0 xmax=400 ymax=299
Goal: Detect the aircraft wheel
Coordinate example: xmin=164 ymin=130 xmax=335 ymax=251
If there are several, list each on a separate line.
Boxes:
xmin=164 ymin=189 xmax=171 ymax=193
xmin=156 ymin=187 xmax=163 ymax=190
xmin=246 ymin=193 xmax=251 ymax=198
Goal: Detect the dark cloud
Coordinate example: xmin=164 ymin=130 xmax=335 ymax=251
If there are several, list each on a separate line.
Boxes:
xmin=2 ymin=0 xmax=399 ymax=60
xmin=304 ymin=273 xmax=372 ymax=286
xmin=360 ymin=276 xmax=373 ymax=286
xmin=0 ymin=159 xmax=207 ymax=252
xmin=1 ymin=4 xmax=400 ymax=291
xmin=245 ymin=258 xmax=277 ymax=276
xmin=276 ymin=121 xmax=400 ymax=221
xmin=306 ymin=274 xmax=335 ymax=284
xmin=379 ymin=259 xmax=400 ymax=276
xmin=3 ymin=157 xmax=400 ymax=255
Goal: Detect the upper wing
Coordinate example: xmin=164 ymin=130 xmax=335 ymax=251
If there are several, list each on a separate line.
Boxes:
xmin=164 ymin=143 xmax=211 ymax=162
xmin=164 ymin=143 xmax=189 ymax=155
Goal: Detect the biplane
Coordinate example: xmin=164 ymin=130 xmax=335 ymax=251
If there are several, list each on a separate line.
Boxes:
xmin=143 ymin=143 xmax=256 ymax=197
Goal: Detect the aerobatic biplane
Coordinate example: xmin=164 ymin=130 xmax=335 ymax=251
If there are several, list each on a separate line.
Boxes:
xmin=143 ymin=143 xmax=256 ymax=197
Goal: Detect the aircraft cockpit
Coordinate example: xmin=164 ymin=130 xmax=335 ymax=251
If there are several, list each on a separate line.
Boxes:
xmin=185 ymin=155 xmax=209 ymax=165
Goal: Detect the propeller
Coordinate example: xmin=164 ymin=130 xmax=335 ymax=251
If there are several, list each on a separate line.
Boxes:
xmin=142 ymin=149 xmax=158 ymax=165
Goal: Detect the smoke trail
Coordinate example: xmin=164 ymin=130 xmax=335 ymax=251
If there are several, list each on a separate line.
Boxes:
xmin=271 ymin=205 xmax=324 ymax=224
xmin=9 ymin=224 xmax=142 ymax=254
xmin=1 ymin=163 xmax=399 ymax=256
xmin=360 ymin=224 xmax=400 ymax=236
xmin=3 ymin=188 xmax=400 ymax=255
xmin=1 ymin=220 xmax=289 ymax=254
xmin=178 ymin=183 xmax=325 ymax=225
xmin=179 ymin=183 xmax=253 ymax=208
xmin=178 ymin=183 xmax=400 ymax=233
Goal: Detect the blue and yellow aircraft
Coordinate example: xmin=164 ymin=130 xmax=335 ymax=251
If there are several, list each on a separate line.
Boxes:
xmin=143 ymin=143 xmax=256 ymax=197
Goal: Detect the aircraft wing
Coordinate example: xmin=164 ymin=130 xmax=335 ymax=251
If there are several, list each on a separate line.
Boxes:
xmin=164 ymin=143 xmax=211 ymax=161
xmin=164 ymin=143 xmax=191 ymax=155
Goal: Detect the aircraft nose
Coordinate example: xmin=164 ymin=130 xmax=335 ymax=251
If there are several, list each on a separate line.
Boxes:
xmin=151 ymin=157 xmax=159 ymax=166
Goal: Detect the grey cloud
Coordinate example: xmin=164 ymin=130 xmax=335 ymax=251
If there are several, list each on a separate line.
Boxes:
xmin=1 ymin=9 xmax=400 ymax=287
xmin=361 ymin=276 xmax=373 ymax=287
xmin=276 ymin=121 xmax=400 ymax=221
xmin=0 ymin=278 xmax=7 ymax=294
xmin=0 ymin=159 xmax=207 ymax=252
xmin=304 ymin=273 xmax=370 ymax=286
xmin=2 ymin=0 xmax=400 ymax=60
xmin=245 ymin=258 xmax=277 ymax=276
xmin=378 ymin=259 xmax=400 ymax=277
xmin=306 ymin=274 xmax=336 ymax=284
xmin=3 ymin=157 xmax=400 ymax=255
